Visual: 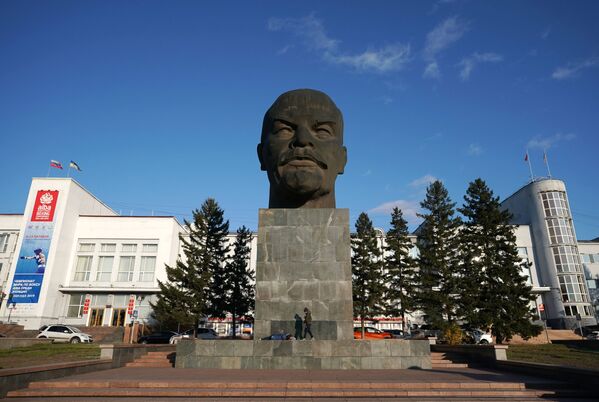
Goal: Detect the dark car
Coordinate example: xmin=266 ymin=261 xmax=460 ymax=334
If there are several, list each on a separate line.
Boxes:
xmin=138 ymin=330 xmax=178 ymax=344
xmin=385 ymin=329 xmax=407 ymax=339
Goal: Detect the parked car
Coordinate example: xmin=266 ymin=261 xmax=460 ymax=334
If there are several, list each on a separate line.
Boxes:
xmin=586 ymin=331 xmax=599 ymax=340
xmin=463 ymin=328 xmax=493 ymax=344
xmin=36 ymin=325 xmax=93 ymax=343
xmin=169 ymin=328 xmax=219 ymax=344
xmin=138 ymin=330 xmax=178 ymax=344
xmin=385 ymin=329 xmax=408 ymax=339
xmin=353 ymin=327 xmax=392 ymax=339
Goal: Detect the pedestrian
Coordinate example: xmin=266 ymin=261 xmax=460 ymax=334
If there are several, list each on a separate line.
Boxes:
xmin=303 ymin=307 xmax=314 ymax=340
xmin=294 ymin=313 xmax=303 ymax=340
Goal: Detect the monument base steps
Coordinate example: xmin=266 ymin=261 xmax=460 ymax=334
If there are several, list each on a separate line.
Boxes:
xmin=125 ymin=350 xmax=175 ymax=368
xmin=7 ymin=378 xmax=588 ymax=399
xmin=431 ymin=351 xmax=470 ymax=369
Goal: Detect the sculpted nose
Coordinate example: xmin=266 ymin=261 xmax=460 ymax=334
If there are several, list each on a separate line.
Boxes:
xmin=292 ymin=125 xmax=313 ymax=148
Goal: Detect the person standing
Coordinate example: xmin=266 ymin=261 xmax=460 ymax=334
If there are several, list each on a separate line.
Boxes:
xmin=303 ymin=307 xmax=314 ymax=340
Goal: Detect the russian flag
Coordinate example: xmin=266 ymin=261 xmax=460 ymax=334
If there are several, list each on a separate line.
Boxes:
xmin=50 ymin=160 xmax=63 ymax=169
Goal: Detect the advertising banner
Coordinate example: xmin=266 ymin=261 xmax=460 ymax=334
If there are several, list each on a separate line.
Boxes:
xmin=10 ymin=190 xmax=59 ymax=304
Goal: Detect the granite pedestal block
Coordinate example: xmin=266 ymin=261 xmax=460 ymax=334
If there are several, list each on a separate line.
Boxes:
xmin=254 ymin=209 xmax=354 ymax=341
xmin=175 ymin=339 xmax=432 ymax=370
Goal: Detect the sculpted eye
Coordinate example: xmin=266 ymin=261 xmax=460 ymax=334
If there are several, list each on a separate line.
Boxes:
xmin=272 ymin=121 xmax=294 ymax=137
xmin=314 ymin=123 xmax=334 ymax=138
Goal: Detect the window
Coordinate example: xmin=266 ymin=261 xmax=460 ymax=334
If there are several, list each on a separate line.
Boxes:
xmin=559 ymin=274 xmax=588 ymax=302
xmin=122 ymin=244 xmax=137 ymax=253
xmin=582 ymin=254 xmax=592 ymax=264
xmin=0 ymin=234 xmax=9 ymax=253
xmin=100 ymin=243 xmax=116 ymax=252
xmin=96 ymin=256 xmax=114 ymax=281
xmin=139 ymin=256 xmax=156 ymax=282
xmin=584 ymin=305 xmax=592 ymax=316
xmin=136 ymin=296 xmax=154 ymax=322
xmin=564 ymin=305 xmax=578 ymax=316
xmin=73 ymin=256 xmax=93 ymax=281
xmin=546 ymin=218 xmax=576 ymax=245
xmin=113 ymin=294 xmax=129 ymax=307
xmin=587 ymin=279 xmax=597 ymax=289
xmin=552 ymin=246 xmax=582 ymax=273
xmin=142 ymin=243 xmax=158 ymax=253
xmin=92 ymin=294 xmax=108 ymax=306
xmin=517 ymin=247 xmax=528 ymax=257
xmin=78 ymin=243 xmax=95 ymax=252
xmin=541 ymin=191 xmax=570 ymax=218
xmin=67 ymin=293 xmax=85 ymax=317
xmin=117 ymin=256 xmax=135 ymax=281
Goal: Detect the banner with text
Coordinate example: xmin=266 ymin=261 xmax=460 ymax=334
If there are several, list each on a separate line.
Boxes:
xmin=10 ymin=190 xmax=59 ymax=303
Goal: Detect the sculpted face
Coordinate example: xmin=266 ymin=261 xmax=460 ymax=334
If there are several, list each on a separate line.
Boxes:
xmin=258 ymin=89 xmax=347 ymax=208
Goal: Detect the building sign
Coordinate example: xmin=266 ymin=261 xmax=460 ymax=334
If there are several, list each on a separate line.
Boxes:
xmin=127 ymin=295 xmax=136 ymax=315
xmin=82 ymin=294 xmax=92 ymax=315
xmin=31 ymin=190 xmax=59 ymax=222
xmin=10 ymin=190 xmax=59 ymax=303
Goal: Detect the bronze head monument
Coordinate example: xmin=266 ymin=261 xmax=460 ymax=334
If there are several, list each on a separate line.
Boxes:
xmin=258 ymin=89 xmax=347 ymax=208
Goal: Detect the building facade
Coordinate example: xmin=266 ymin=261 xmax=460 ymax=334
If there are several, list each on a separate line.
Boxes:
xmin=501 ymin=178 xmax=597 ymax=328
xmin=0 ymin=177 xmax=596 ymax=331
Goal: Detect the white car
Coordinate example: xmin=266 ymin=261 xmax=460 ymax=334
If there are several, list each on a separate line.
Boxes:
xmin=468 ymin=329 xmax=493 ymax=344
xmin=37 ymin=325 xmax=93 ymax=343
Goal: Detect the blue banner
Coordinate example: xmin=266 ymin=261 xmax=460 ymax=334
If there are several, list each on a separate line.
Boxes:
xmin=10 ymin=222 xmax=54 ymax=303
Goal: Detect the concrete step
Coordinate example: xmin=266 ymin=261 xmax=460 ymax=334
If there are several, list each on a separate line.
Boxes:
xmin=124 ymin=362 xmax=173 ymax=368
xmin=6 ymin=386 xmax=570 ymax=398
xmin=432 ymin=363 xmax=470 ymax=368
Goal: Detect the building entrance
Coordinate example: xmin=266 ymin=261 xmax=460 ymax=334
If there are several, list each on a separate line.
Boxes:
xmin=111 ymin=308 xmax=127 ymax=327
xmin=89 ymin=308 xmax=104 ymax=326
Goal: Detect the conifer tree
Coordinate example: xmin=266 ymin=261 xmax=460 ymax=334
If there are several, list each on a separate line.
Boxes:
xmin=384 ymin=207 xmax=418 ymax=332
xmin=151 ymin=202 xmax=214 ymax=331
xmin=352 ymin=212 xmax=385 ymax=336
xmin=458 ymin=178 xmax=541 ymax=343
xmin=223 ymin=225 xmax=255 ymax=338
xmin=200 ymin=198 xmax=231 ymax=319
xmin=416 ymin=180 xmax=461 ymax=329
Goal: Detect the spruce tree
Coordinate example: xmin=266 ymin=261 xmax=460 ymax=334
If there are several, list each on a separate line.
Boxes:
xmin=458 ymin=178 xmax=541 ymax=343
xmin=351 ymin=212 xmax=385 ymax=336
xmin=200 ymin=198 xmax=231 ymax=319
xmin=223 ymin=225 xmax=255 ymax=338
xmin=151 ymin=203 xmax=214 ymax=331
xmin=416 ymin=180 xmax=461 ymax=329
xmin=384 ymin=207 xmax=418 ymax=332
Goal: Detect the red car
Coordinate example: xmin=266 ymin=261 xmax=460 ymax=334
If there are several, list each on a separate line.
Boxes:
xmin=353 ymin=327 xmax=392 ymax=339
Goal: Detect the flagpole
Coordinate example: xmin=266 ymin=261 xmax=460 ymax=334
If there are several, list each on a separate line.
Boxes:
xmin=47 ymin=165 xmax=51 ymax=177
xmin=526 ymin=149 xmax=534 ymax=182
xmin=544 ymin=149 xmax=552 ymax=178
xmin=67 ymin=166 xmax=71 ymax=178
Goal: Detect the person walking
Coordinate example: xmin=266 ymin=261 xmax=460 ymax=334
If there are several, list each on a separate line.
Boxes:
xmin=303 ymin=307 xmax=314 ymax=340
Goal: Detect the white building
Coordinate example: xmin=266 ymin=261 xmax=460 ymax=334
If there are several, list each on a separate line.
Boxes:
xmin=501 ymin=178 xmax=597 ymax=328
xmin=0 ymin=177 xmax=596 ymax=331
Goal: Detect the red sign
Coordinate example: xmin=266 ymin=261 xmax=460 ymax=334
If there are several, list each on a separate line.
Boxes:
xmin=539 ymin=304 xmax=545 ymax=312
xmin=82 ymin=295 xmax=91 ymax=315
xmin=127 ymin=295 xmax=136 ymax=315
xmin=31 ymin=190 xmax=59 ymax=222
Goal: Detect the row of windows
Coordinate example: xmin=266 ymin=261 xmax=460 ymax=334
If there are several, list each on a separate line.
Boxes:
xmin=564 ymin=304 xmax=593 ymax=317
xmin=546 ymin=217 xmax=576 ymax=245
xmin=559 ymin=274 xmax=589 ymax=303
xmin=78 ymin=243 xmax=157 ymax=253
xmin=552 ymin=246 xmax=582 ymax=273
xmin=540 ymin=191 xmax=570 ymax=218
xmin=73 ymin=255 xmax=156 ymax=282
xmin=581 ymin=253 xmax=599 ymax=264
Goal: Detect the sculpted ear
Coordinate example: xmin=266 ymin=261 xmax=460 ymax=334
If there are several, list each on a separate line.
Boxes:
xmin=337 ymin=146 xmax=347 ymax=175
xmin=257 ymin=143 xmax=266 ymax=171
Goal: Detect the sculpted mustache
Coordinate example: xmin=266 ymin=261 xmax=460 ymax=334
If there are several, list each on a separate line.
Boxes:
xmin=279 ymin=152 xmax=328 ymax=169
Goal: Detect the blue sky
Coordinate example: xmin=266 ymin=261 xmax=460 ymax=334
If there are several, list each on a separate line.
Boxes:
xmin=1 ymin=0 xmax=598 ymax=238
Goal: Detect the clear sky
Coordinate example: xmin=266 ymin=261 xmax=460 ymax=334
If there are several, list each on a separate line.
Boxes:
xmin=1 ymin=1 xmax=598 ymax=239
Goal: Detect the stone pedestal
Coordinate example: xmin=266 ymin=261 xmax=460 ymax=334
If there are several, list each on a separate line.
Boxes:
xmin=254 ymin=209 xmax=353 ymax=341
xmin=175 ymin=208 xmax=432 ymax=370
